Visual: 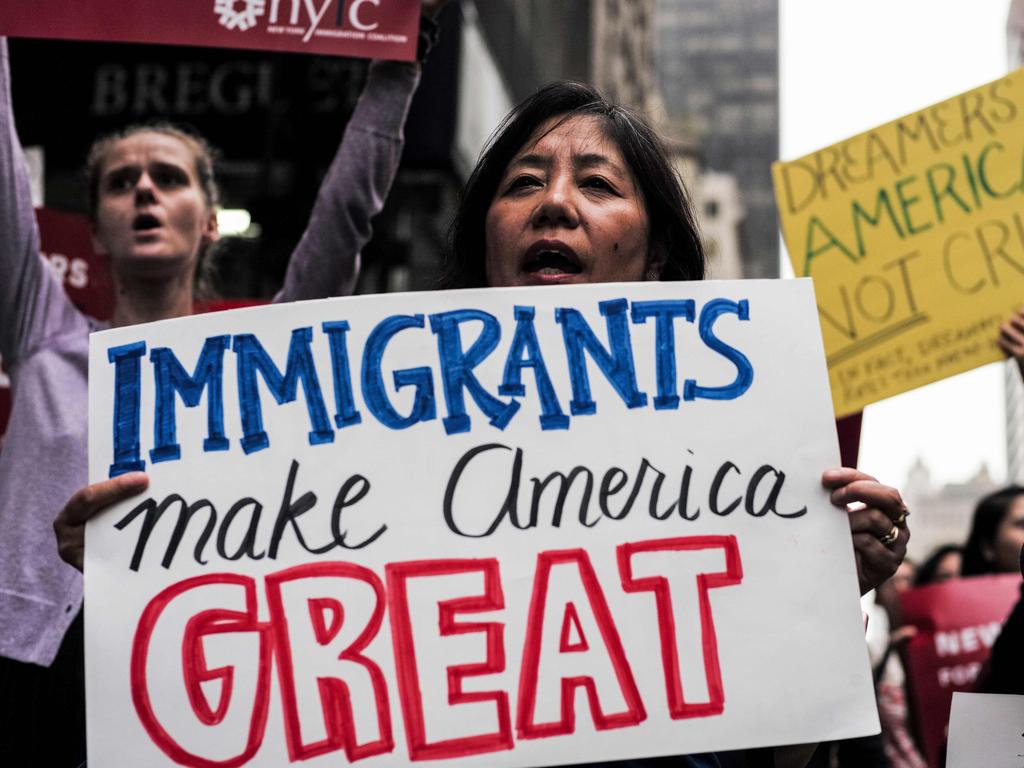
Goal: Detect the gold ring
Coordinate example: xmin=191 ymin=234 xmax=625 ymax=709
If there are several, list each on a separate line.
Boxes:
xmin=895 ymin=505 xmax=910 ymax=526
xmin=879 ymin=525 xmax=900 ymax=548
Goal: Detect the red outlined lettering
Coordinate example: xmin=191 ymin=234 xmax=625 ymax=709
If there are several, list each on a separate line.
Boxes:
xmin=559 ymin=603 xmax=589 ymax=653
xmin=265 ymin=562 xmax=393 ymax=763
xmin=617 ymin=536 xmax=743 ymax=719
xmin=516 ymin=549 xmax=646 ymax=739
xmin=130 ymin=573 xmax=272 ymax=768
xmin=386 ymin=558 xmax=512 ymax=760
xmin=308 ymin=597 xmax=344 ymax=645
xmin=125 ymin=537 xmax=745 ymax=762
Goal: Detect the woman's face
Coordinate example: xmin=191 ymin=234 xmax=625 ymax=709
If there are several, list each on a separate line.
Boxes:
xmin=484 ymin=115 xmax=650 ymax=288
xmin=92 ymin=131 xmax=217 ymax=279
xmin=987 ymin=496 xmax=1024 ymax=573
xmin=931 ymin=551 xmax=961 ymax=583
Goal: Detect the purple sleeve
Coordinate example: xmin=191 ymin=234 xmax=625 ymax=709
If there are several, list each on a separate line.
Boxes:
xmin=0 ymin=38 xmax=80 ymax=369
xmin=273 ymin=59 xmax=421 ymax=303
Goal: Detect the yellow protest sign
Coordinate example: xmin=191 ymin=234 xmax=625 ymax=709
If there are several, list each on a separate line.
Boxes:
xmin=773 ymin=70 xmax=1024 ymax=417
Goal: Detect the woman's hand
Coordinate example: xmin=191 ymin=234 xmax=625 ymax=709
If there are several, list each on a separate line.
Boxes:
xmin=822 ymin=467 xmax=910 ymax=595
xmin=53 ymin=473 xmax=149 ymax=572
xmin=421 ymin=0 xmax=454 ymax=17
xmin=998 ymin=306 xmax=1024 ymax=380
xmin=890 ymin=625 xmax=918 ymax=645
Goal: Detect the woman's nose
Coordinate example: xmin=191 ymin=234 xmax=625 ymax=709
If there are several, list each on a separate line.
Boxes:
xmin=134 ymin=173 xmax=156 ymax=204
xmin=531 ymin=177 xmax=579 ymax=229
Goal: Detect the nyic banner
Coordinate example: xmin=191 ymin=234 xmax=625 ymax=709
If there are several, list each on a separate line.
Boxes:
xmin=0 ymin=0 xmax=419 ymax=61
xmin=900 ymin=574 xmax=1021 ymax=768
xmin=773 ymin=70 xmax=1024 ymax=417
xmin=86 ymin=280 xmax=877 ymax=767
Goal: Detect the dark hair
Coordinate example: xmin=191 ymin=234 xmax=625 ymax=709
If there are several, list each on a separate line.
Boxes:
xmin=440 ymin=80 xmax=705 ymax=289
xmin=85 ymin=122 xmax=221 ymax=298
xmin=961 ymin=486 xmax=1024 ymax=576
xmin=914 ymin=544 xmax=962 ymax=586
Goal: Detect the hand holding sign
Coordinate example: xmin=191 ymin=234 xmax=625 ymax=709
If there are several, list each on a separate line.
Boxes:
xmin=999 ymin=307 xmax=1024 ymax=380
xmin=823 ymin=467 xmax=910 ymax=594
xmin=54 ymin=472 xmax=149 ymax=572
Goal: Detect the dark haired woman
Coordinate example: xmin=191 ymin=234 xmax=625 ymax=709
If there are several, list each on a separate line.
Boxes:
xmin=961 ymin=486 xmax=1024 ymax=576
xmin=444 ymin=79 xmax=907 ymax=590
xmin=913 ymin=544 xmax=961 ymax=586
xmin=968 ymin=318 xmax=1024 ymax=695
xmin=442 ymin=80 xmax=911 ymax=768
xmin=0 ymin=6 xmax=447 ymax=761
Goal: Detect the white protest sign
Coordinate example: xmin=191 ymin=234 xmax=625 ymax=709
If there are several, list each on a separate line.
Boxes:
xmin=947 ymin=693 xmax=1024 ymax=768
xmin=86 ymin=279 xmax=878 ymax=767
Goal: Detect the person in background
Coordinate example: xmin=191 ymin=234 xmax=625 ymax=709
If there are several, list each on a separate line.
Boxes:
xmin=972 ymin=309 xmax=1024 ymax=695
xmin=809 ymin=560 xmax=920 ymax=768
xmin=972 ymin=541 xmax=1024 ymax=694
xmin=960 ymin=486 xmax=1024 ymax=576
xmin=873 ymin=560 xmax=926 ymax=768
xmin=0 ymin=5 xmax=448 ymax=764
xmin=913 ymin=544 xmax=961 ymax=586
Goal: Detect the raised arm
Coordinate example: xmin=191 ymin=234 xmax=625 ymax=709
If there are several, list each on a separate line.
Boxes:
xmin=0 ymin=38 xmax=79 ymax=365
xmin=999 ymin=306 xmax=1024 ymax=381
xmin=273 ymin=56 xmax=422 ymax=302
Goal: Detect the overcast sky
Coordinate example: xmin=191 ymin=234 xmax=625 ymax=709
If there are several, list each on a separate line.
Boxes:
xmin=779 ymin=0 xmax=1015 ymax=487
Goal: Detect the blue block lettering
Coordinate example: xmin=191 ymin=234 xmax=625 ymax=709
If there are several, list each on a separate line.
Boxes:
xmin=430 ymin=309 xmax=519 ymax=435
xmin=631 ymin=300 xmax=695 ymax=410
xmin=232 ymin=328 xmax=334 ymax=454
xmin=362 ymin=314 xmax=436 ymax=430
xmin=555 ymin=298 xmax=647 ymax=415
xmin=684 ymin=298 xmax=754 ymax=401
xmin=499 ymin=305 xmax=568 ymax=430
xmin=149 ymin=335 xmax=231 ymax=464
xmin=322 ymin=321 xmax=362 ymax=428
xmin=107 ymin=341 xmax=147 ymax=477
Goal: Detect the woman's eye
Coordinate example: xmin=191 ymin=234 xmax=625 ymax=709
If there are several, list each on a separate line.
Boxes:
xmin=106 ymin=174 xmax=134 ymax=192
xmin=155 ymin=170 xmax=186 ymax=187
xmin=506 ymin=175 xmax=541 ymax=192
xmin=582 ymin=176 xmax=615 ymax=192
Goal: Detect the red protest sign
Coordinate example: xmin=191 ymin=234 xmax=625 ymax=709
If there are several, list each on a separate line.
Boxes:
xmin=0 ymin=0 xmax=419 ymax=61
xmin=900 ymin=574 xmax=1021 ymax=768
xmin=35 ymin=207 xmax=115 ymax=321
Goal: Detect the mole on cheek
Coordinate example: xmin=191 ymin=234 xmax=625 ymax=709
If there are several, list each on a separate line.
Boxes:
xmin=613 ymin=243 xmax=619 ymax=252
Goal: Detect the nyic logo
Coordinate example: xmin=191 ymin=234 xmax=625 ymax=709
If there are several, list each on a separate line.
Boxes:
xmin=214 ymin=0 xmax=266 ymax=31
xmin=215 ymin=0 xmax=385 ymax=42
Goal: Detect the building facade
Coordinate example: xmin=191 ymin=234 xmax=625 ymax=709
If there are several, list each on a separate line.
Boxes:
xmin=653 ymin=0 xmax=779 ymax=279
xmin=902 ymin=458 xmax=998 ymax=560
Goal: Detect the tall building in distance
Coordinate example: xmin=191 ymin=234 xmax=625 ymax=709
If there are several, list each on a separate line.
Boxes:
xmin=467 ymin=0 xmax=744 ymax=278
xmin=903 ymin=458 xmax=998 ymax=559
xmin=653 ymin=0 xmax=779 ymax=279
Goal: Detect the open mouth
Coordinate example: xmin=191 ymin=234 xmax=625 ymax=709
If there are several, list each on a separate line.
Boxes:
xmin=522 ymin=242 xmax=582 ymax=276
xmin=132 ymin=213 xmax=161 ymax=232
